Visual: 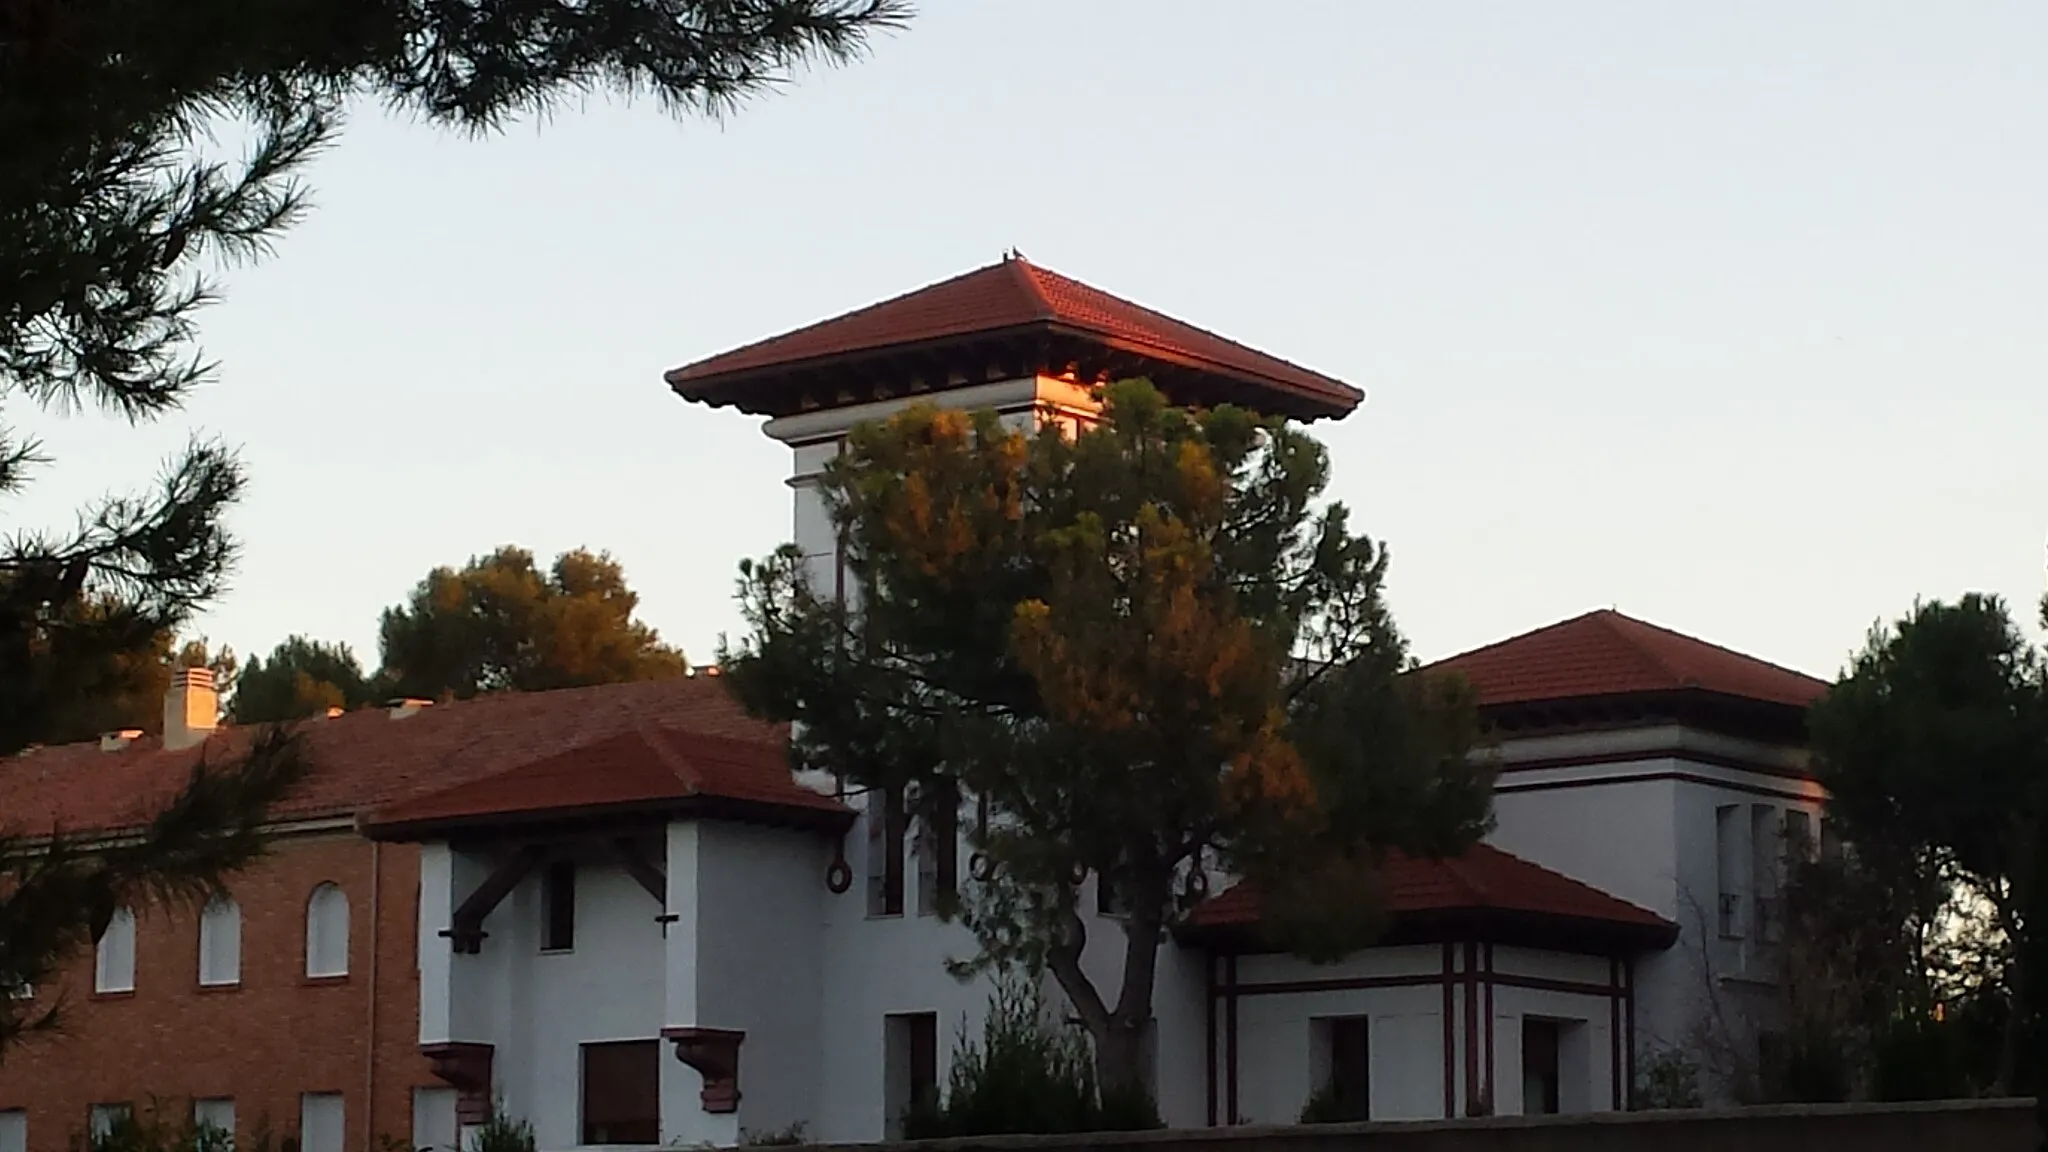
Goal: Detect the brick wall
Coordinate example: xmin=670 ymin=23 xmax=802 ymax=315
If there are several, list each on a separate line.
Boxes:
xmin=0 ymin=831 xmax=434 ymax=1152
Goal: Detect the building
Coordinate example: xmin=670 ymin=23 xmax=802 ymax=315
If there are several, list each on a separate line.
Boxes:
xmin=0 ymin=258 xmax=1827 ymax=1151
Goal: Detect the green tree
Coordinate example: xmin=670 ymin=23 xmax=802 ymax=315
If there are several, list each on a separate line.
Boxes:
xmin=231 ymin=635 xmax=374 ymax=722
xmin=23 ymin=613 xmax=237 ymax=747
xmin=2 ymin=0 xmax=906 ymax=1059
xmin=378 ymin=546 xmax=687 ymax=699
xmin=723 ymin=381 xmax=1494 ymax=1095
xmin=1806 ymin=594 xmax=2047 ymax=1097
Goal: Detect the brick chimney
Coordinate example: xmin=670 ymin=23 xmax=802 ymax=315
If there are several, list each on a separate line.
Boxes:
xmin=164 ymin=667 xmax=220 ymax=751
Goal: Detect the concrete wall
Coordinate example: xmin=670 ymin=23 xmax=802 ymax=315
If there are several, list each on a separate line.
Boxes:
xmin=804 ymin=1100 xmax=2039 ymax=1152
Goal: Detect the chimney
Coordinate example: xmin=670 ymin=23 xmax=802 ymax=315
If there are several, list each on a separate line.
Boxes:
xmin=387 ymin=698 xmax=433 ymax=720
xmin=163 ymin=668 xmax=219 ymax=751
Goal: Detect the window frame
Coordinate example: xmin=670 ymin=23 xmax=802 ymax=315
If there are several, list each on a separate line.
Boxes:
xmin=305 ymin=883 xmax=351 ymax=979
xmin=198 ymin=896 xmax=242 ymax=988
xmin=540 ymin=860 xmax=577 ymax=953
xmin=578 ymin=1040 xmax=660 ymax=1145
xmin=94 ymin=907 xmax=137 ymax=995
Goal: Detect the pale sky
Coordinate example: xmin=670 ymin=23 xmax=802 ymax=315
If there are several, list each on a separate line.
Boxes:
xmin=17 ymin=1 xmax=2048 ymax=682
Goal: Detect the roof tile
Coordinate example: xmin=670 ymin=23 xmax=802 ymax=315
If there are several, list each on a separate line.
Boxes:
xmin=1425 ymin=609 xmax=1826 ymax=710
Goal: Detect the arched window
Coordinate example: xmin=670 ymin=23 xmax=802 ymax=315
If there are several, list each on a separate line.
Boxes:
xmin=94 ymin=906 xmax=136 ymax=993
xmin=198 ymin=896 xmax=241 ymax=986
xmin=305 ymin=883 xmax=350 ymax=978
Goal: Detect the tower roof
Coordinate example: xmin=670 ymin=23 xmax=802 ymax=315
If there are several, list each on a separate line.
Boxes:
xmin=664 ymin=254 xmax=1363 ymax=421
xmin=1427 ymin=609 xmax=1826 ymax=711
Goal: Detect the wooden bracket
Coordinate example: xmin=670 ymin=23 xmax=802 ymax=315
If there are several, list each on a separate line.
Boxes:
xmin=611 ymin=837 xmax=667 ymax=906
xmin=439 ymin=845 xmax=542 ymax=954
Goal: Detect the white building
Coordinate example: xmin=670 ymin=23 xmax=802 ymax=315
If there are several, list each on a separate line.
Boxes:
xmin=366 ymin=256 xmax=1828 ymax=1146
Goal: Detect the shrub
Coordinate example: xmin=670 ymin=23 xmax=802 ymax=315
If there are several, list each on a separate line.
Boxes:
xmin=1632 ymin=1047 xmax=1703 ymax=1111
xmin=1297 ymin=1081 xmax=1369 ymax=1125
xmin=1871 ymin=1015 xmax=1970 ymax=1102
xmin=469 ymin=1104 xmax=535 ymax=1152
xmin=902 ymin=972 xmax=1160 ymax=1138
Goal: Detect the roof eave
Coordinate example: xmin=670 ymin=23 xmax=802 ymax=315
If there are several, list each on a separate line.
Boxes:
xmin=665 ymin=323 xmax=1361 ymax=423
xmin=361 ymin=792 xmax=854 ymax=842
xmin=1175 ymin=906 xmax=1679 ymax=957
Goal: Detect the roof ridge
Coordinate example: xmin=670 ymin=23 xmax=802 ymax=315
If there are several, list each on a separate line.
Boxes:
xmin=1587 ymin=609 xmax=1699 ymax=691
xmin=1005 ymin=255 xmax=1060 ymax=322
xmin=1435 ymin=851 xmax=1491 ymax=905
xmin=637 ymin=721 xmax=704 ymax=794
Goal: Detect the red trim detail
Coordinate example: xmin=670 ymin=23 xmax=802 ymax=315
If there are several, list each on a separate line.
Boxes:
xmin=1224 ymin=954 xmax=1240 ymax=1124
xmin=1495 ymin=769 xmax=1822 ymax=803
xmin=1483 ymin=943 xmax=1496 ymax=1114
xmin=1441 ymin=943 xmax=1456 ymax=1119
xmin=1610 ymin=959 xmax=1624 ymax=1110
xmin=664 ymin=1027 xmax=744 ymax=1114
xmin=1204 ymin=954 xmax=1218 ymax=1127
xmin=421 ymin=1042 xmax=494 ymax=1125
xmin=1463 ymin=940 xmax=1479 ymax=1115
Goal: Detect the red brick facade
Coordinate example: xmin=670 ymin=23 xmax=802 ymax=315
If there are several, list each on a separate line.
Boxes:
xmin=0 ymin=832 xmax=435 ymax=1152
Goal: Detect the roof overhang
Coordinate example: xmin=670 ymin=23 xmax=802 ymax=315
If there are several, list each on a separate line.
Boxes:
xmin=360 ymin=792 xmax=854 ymax=843
xmin=1476 ymin=686 xmax=1813 ymax=750
xmin=666 ymin=322 xmax=1362 ymax=423
xmin=1175 ymin=905 xmax=1680 ymax=958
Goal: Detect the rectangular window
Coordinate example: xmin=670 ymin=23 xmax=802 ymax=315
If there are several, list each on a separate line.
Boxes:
xmin=0 ymin=1110 xmax=25 ymax=1152
xmin=1320 ymin=1016 xmax=1370 ymax=1121
xmin=915 ymin=793 xmax=958 ymax=917
xmin=1521 ymin=1020 xmax=1560 ymax=1115
xmin=1750 ymin=805 xmax=1782 ymax=944
xmin=95 ymin=908 xmax=136 ymax=994
xmin=867 ymin=787 xmax=906 ymax=917
xmin=193 ymin=1099 xmax=235 ymax=1139
xmin=883 ymin=1013 xmax=939 ymax=1140
xmin=541 ymin=861 xmax=576 ymax=952
xmin=1714 ymin=805 xmax=1744 ymax=939
xmin=199 ymin=898 xmax=241 ymax=987
xmin=300 ymin=1095 xmax=344 ymax=1152
xmin=88 ymin=1105 xmax=132 ymax=1141
xmin=411 ymin=1088 xmax=458 ymax=1152
xmin=580 ymin=1041 xmax=660 ymax=1145
xmin=1096 ymin=872 xmax=1129 ymax=918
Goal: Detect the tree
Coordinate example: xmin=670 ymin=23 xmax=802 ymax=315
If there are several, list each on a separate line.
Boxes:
xmin=1805 ymin=594 xmax=2047 ymax=1097
xmin=2 ymin=0 xmax=907 ymax=1059
xmin=723 ymin=381 xmax=1494 ymax=1096
xmin=378 ymin=545 xmax=688 ymax=699
xmin=230 ymin=635 xmax=374 ymax=722
xmin=15 ymin=608 xmax=236 ymax=748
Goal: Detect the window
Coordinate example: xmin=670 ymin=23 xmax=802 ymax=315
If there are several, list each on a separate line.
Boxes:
xmin=193 ymin=1099 xmax=235 ymax=1139
xmin=306 ymin=884 xmax=351 ymax=977
xmin=95 ymin=907 xmax=137 ymax=994
xmin=541 ymin=861 xmax=576 ymax=952
xmin=4 ymin=979 xmax=30 ymax=1001
xmin=199 ymin=897 xmax=241 ymax=986
xmin=1310 ymin=1016 xmax=1370 ymax=1122
xmin=1714 ymin=804 xmax=1744 ymax=939
xmin=89 ymin=1105 xmax=132 ymax=1140
xmin=883 ymin=1013 xmax=939 ymax=1139
xmin=914 ymin=794 xmax=958 ymax=917
xmin=1096 ymin=872 xmax=1129 ymax=918
xmin=1521 ymin=1020 xmax=1560 ymax=1115
xmin=580 ymin=1041 xmax=659 ymax=1145
xmin=0 ymin=1109 xmax=25 ymax=1152
xmin=867 ymin=787 xmax=906 ymax=917
xmin=1750 ymin=805 xmax=1782 ymax=944
xmin=299 ymin=1094 xmax=344 ymax=1152
xmin=411 ymin=1089 xmax=457 ymax=1152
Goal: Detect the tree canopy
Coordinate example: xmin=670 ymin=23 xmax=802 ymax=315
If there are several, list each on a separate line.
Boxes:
xmin=723 ymin=381 xmax=1494 ymax=1094
xmin=1 ymin=0 xmax=906 ymax=1059
xmin=1796 ymin=592 xmax=2047 ymax=1103
xmin=230 ymin=635 xmax=374 ymax=723
xmin=378 ymin=545 xmax=688 ymax=699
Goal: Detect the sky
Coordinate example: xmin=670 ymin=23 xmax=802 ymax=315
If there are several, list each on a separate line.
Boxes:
xmin=16 ymin=1 xmax=2048 ymax=682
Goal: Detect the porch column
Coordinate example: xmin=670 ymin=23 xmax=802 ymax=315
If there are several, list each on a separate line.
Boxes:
xmin=662 ymin=822 xmax=739 ymax=1147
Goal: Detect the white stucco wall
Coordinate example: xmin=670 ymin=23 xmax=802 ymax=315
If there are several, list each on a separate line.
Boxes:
xmin=694 ymin=822 xmax=828 ymax=1140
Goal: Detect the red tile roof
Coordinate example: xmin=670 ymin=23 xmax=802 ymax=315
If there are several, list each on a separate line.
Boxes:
xmin=1426 ymin=609 xmax=1827 ymax=711
xmin=0 ymin=678 xmax=840 ymax=838
xmin=1185 ymin=844 xmax=1676 ymax=952
xmin=665 ymin=255 xmax=1362 ymax=420
xmin=364 ymin=726 xmax=846 ymax=836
